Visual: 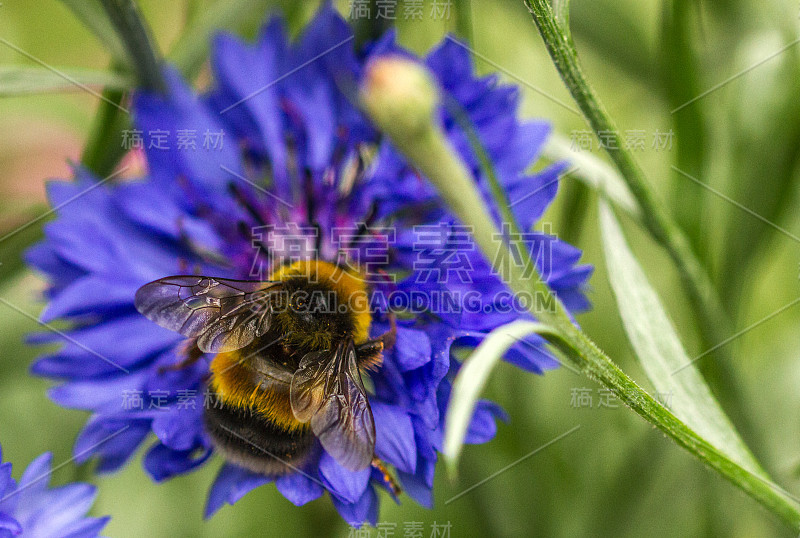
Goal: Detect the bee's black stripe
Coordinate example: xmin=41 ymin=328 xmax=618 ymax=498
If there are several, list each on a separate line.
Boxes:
xmin=204 ymin=395 xmax=314 ymax=477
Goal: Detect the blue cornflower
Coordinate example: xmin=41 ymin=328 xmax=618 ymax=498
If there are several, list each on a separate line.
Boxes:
xmin=0 ymin=443 xmax=108 ymax=537
xmin=26 ymin=5 xmax=591 ymax=527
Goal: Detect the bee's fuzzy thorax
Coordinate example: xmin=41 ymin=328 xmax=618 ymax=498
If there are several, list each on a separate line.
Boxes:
xmin=268 ymin=259 xmax=372 ymax=347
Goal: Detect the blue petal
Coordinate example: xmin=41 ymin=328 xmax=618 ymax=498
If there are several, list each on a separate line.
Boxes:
xmin=393 ymin=327 xmax=432 ymax=372
xmin=0 ymin=514 xmax=22 ymax=535
xmin=43 ymin=219 xmax=118 ymax=275
xmin=211 ymin=20 xmax=290 ymax=195
xmin=205 ymin=464 xmax=270 ymax=518
xmin=45 ymin=173 xmax=108 ymax=217
xmin=133 ymin=68 xmax=244 ymax=194
xmin=17 ymin=452 xmax=52 ymax=499
xmin=114 ymin=181 xmax=224 ymax=251
xmin=47 ymin=369 xmax=150 ymax=411
xmin=495 ymin=121 xmax=551 ymax=178
xmin=397 ymin=457 xmax=435 ymax=509
xmin=15 ymin=483 xmax=97 ymax=536
xmin=25 ymin=242 xmax=85 ymax=290
xmin=144 ymin=443 xmax=212 ymax=482
xmin=506 ymin=163 xmax=565 ymax=231
xmin=0 ymin=461 xmax=13 ymax=499
xmin=275 ymin=472 xmax=324 ymax=506
xmin=426 ymin=37 xmax=475 ymax=96
xmin=372 ymin=402 xmax=416 ymax=474
xmin=465 ymin=401 xmax=508 ymax=445
xmin=56 ymin=516 xmax=110 ymax=538
xmin=32 ymin=315 xmax=180 ymax=378
xmin=74 ymin=418 xmax=151 ymax=473
xmin=556 ymin=287 xmax=592 ymax=314
xmin=548 ymin=263 xmax=594 ymax=289
xmin=504 ymin=336 xmax=560 ymax=373
xmin=283 ymin=5 xmax=358 ymax=173
xmin=331 ymin=485 xmax=378 ymax=528
xmin=41 ymin=275 xmax=139 ymax=322
xmin=411 ymin=415 xmax=437 ymax=462
xmin=318 ymin=452 xmax=370 ymax=504
xmin=151 ymin=403 xmax=204 ymax=451
xmin=0 ymin=463 xmax=17 ymax=517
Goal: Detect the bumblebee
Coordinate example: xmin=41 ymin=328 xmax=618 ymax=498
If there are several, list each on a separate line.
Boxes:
xmin=134 ymin=260 xmax=397 ymax=478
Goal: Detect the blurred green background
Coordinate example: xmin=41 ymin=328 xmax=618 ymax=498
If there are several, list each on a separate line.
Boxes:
xmin=2 ymin=0 xmax=800 ymax=536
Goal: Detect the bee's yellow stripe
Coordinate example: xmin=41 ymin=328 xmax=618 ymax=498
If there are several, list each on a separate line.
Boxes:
xmin=209 ymin=351 xmax=306 ymax=432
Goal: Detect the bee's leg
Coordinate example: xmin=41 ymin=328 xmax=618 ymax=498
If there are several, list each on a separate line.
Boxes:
xmin=355 ymin=314 xmax=397 ymax=370
xmin=379 ymin=312 xmax=397 ymax=351
xmin=159 ymin=339 xmax=205 ymax=374
xmin=372 ymin=457 xmax=402 ymax=497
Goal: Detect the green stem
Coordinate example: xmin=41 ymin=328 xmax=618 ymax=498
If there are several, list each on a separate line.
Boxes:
xmin=526 ymin=0 xmax=769 ymax=471
xmin=81 ymin=86 xmax=131 ymax=176
xmin=361 ymin=57 xmax=800 ymax=531
xmin=405 ymin=121 xmax=800 ymax=532
xmin=521 ymin=0 xmax=733 ymax=365
xmin=99 ymin=0 xmax=165 ymax=92
xmin=353 ymin=0 xmax=394 ymax=50
xmin=556 ymin=178 xmax=590 ymax=245
xmin=454 ymin=0 xmax=474 ymax=43
xmin=569 ymin=0 xmax=655 ymax=89
xmin=558 ymin=327 xmax=800 ymax=530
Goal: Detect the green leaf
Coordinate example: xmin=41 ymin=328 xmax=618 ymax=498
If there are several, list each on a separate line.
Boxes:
xmin=661 ymin=0 xmax=707 ymax=253
xmin=598 ymin=199 xmax=764 ymax=476
xmin=443 ymin=320 xmax=563 ymax=474
xmin=0 ymin=66 xmax=132 ymax=96
xmin=168 ymin=0 xmax=273 ymax=79
xmin=544 ymin=133 xmax=641 ymax=220
xmin=58 ymin=0 xmax=129 ymax=66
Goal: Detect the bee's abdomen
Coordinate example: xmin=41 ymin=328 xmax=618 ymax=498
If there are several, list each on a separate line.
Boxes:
xmin=204 ymin=393 xmax=314 ymax=476
xmin=209 ymin=350 xmax=305 ymax=432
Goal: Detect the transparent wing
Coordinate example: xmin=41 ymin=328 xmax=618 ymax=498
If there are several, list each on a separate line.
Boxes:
xmin=290 ymin=341 xmax=375 ymax=471
xmin=134 ymin=275 xmax=280 ymax=353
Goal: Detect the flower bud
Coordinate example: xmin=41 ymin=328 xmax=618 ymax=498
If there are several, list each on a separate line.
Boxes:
xmin=360 ymin=56 xmax=440 ymax=141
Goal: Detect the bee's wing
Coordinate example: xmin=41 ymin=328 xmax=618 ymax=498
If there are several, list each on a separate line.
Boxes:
xmin=134 ymin=275 xmax=281 ymax=353
xmin=290 ymin=340 xmax=375 ymax=471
